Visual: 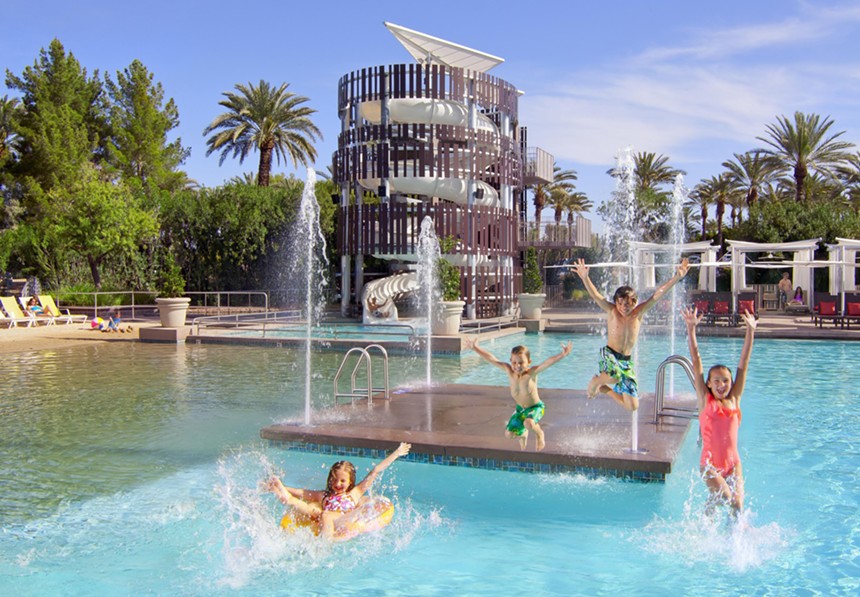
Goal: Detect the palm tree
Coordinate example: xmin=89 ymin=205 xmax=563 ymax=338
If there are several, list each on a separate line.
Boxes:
xmin=632 ymin=151 xmax=684 ymax=194
xmin=607 ymin=151 xmax=684 ymax=194
xmin=0 ymin=95 xmax=22 ymax=163
xmin=532 ymin=163 xmax=577 ymax=225
xmin=756 ymin=111 xmax=854 ymax=202
xmin=686 ymin=183 xmax=712 ymax=240
xmin=564 ymin=191 xmax=592 ymax=240
xmin=204 ymin=81 xmax=321 ymax=187
xmin=722 ymin=151 xmax=779 ymax=209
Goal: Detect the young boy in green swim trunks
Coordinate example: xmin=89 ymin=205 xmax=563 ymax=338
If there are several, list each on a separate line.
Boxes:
xmin=572 ymin=257 xmax=689 ymax=412
xmin=464 ymin=337 xmax=572 ymax=451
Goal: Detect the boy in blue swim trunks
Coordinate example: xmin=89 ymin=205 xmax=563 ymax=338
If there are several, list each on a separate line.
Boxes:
xmin=465 ymin=337 xmax=571 ymax=451
xmin=573 ymin=257 xmax=689 ymax=411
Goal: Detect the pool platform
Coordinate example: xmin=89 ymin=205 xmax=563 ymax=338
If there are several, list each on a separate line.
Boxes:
xmin=261 ymin=384 xmax=696 ymax=482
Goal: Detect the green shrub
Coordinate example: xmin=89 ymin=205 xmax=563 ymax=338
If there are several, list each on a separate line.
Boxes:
xmin=522 ymin=247 xmax=543 ymax=294
xmin=438 ymin=236 xmax=461 ymax=302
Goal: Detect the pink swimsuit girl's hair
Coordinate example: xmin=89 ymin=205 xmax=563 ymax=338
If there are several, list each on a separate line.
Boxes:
xmin=325 ymin=460 xmax=356 ymax=495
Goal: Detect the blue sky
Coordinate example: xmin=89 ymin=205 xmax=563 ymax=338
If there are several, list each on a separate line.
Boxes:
xmin=4 ymin=0 xmax=860 ymax=232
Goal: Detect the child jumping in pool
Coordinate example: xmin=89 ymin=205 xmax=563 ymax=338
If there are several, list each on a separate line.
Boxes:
xmin=265 ymin=442 xmax=411 ymax=539
xmin=682 ymin=306 xmax=757 ymax=516
xmin=464 ymin=337 xmax=572 ymax=452
xmin=572 ymin=257 xmax=689 ymax=411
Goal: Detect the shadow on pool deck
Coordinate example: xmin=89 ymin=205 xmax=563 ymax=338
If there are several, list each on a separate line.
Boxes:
xmin=261 ymin=384 xmax=696 ymax=482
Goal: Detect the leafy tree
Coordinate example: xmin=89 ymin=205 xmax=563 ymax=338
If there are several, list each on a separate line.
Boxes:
xmin=203 ymin=81 xmax=321 ymax=187
xmin=104 ymin=59 xmax=190 ymax=196
xmin=737 ymin=197 xmax=860 ymax=245
xmin=160 ymin=180 xmax=303 ymax=291
xmin=35 ymin=164 xmax=158 ymax=289
xmin=757 ymin=111 xmax=854 ymax=202
xmin=5 ymin=38 xmax=106 ymax=192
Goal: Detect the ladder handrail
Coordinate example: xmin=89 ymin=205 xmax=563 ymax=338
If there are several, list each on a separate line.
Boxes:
xmin=363 ymin=344 xmax=390 ymax=400
xmin=333 ymin=345 xmax=390 ymax=406
xmin=653 ymin=354 xmax=699 ymax=423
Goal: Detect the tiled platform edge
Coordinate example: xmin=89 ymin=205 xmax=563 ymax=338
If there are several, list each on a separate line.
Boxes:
xmin=265 ymin=439 xmax=667 ymax=483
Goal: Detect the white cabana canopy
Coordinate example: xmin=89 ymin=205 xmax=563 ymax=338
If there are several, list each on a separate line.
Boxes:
xmin=630 ymin=240 xmax=721 ymax=291
xmin=725 ymin=239 xmax=821 ymax=304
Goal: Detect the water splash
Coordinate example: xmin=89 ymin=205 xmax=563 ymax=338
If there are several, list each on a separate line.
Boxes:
xmin=416 ymin=216 xmax=441 ymax=387
xmin=632 ymin=474 xmax=791 ymax=573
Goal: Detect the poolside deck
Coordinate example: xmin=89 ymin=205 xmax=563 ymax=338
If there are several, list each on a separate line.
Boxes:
xmin=261 ymin=385 xmax=696 ymax=482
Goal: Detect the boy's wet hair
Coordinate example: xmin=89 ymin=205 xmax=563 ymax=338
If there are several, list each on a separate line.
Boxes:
xmin=510 ymin=345 xmax=531 ymax=361
xmin=613 ymin=286 xmax=638 ymax=303
xmin=326 ymin=460 xmax=356 ymax=495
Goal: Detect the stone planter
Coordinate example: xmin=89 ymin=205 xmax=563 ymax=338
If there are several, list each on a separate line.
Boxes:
xmin=155 ymin=297 xmax=191 ymax=328
xmin=432 ymin=300 xmax=465 ymax=335
xmin=517 ymin=293 xmax=546 ymax=319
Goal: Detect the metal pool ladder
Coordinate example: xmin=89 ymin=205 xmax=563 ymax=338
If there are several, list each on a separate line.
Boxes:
xmin=333 ymin=344 xmax=390 ymax=405
xmin=653 ymin=355 xmax=699 ymax=423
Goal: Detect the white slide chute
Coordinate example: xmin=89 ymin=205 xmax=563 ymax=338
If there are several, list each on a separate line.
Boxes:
xmin=359 ymin=99 xmax=498 ymax=138
xmin=361 ymin=272 xmax=419 ymax=324
xmin=358 ymin=98 xmax=501 ymax=207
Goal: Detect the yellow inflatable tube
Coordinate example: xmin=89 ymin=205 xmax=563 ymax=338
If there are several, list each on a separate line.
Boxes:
xmin=279 ymin=496 xmax=394 ymax=542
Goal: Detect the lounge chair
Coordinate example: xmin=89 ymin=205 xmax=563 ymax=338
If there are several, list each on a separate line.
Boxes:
xmin=691 ymin=294 xmax=713 ymax=325
xmin=785 ymin=290 xmax=810 ymax=314
xmin=813 ymin=293 xmax=844 ymax=328
xmin=841 ymin=292 xmax=860 ymax=329
xmin=710 ymin=292 xmax=734 ymax=326
xmin=18 ymin=296 xmax=56 ymax=325
xmin=38 ymin=294 xmax=89 ymax=325
xmin=1 ymin=296 xmax=40 ymax=327
xmin=737 ymin=292 xmax=759 ymax=322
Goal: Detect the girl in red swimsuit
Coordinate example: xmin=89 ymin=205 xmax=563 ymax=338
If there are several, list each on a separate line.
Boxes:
xmin=682 ymin=306 xmax=757 ymax=516
xmin=266 ymin=442 xmax=410 ymax=538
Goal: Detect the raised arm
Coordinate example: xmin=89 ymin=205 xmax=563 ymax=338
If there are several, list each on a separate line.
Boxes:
xmin=730 ymin=311 xmax=757 ymax=403
xmin=681 ymin=306 xmax=708 ymax=409
xmin=464 ymin=337 xmax=512 ymax=373
xmin=635 ymin=258 xmax=690 ymax=316
xmin=572 ymin=259 xmax=614 ymax=312
xmin=354 ymin=442 xmax=411 ymax=496
xmin=532 ymin=341 xmax=572 ymax=375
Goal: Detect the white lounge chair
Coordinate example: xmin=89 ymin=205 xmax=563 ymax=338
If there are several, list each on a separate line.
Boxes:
xmin=38 ymin=294 xmax=89 ymax=325
xmin=1 ymin=296 xmax=40 ymax=327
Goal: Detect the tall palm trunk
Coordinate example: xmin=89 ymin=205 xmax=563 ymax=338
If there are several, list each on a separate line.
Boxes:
xmin=715 ymin=199 xmax=725 ymax=245
xmin=794 ymin=162 xmax=807 ymax=201
xmin=258 ymin=142 xmax=274 ymax=187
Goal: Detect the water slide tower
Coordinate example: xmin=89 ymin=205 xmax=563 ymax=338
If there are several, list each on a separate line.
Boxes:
xmin=333 ymin=22 xmax=558 ymax=320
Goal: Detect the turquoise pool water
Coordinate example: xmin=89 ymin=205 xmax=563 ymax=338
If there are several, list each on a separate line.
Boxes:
xmin=0 ymin=334 xmax=857 ymax=595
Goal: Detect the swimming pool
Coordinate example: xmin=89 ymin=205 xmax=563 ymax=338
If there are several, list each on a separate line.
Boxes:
xmin=0 ymin=334 xmax=857 ymax=595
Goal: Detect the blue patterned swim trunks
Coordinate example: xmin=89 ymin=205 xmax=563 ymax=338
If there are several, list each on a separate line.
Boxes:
xmin=598 ymin=346 xmax=638 ymax=398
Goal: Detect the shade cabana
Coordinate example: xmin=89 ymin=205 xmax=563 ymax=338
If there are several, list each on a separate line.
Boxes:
xmin=630 ymin=240 xmax=721 ymax=291
xmin=725 ymin=238 xmax=821 ymax=310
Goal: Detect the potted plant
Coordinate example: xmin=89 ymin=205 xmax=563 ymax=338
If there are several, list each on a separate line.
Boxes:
xmin=155 ymin=254 xmax=190 ymax=328
xmin=432 ymin=236 xmax=465 ymax=335
xmin=517 ymin=247 xmax=546 ymax=319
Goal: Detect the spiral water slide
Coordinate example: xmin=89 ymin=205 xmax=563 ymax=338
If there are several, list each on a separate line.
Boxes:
xmin=361 ymin=271 xmax=419 ymax=324
xmin=357 ymin=98 xmax=500 ymax=207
